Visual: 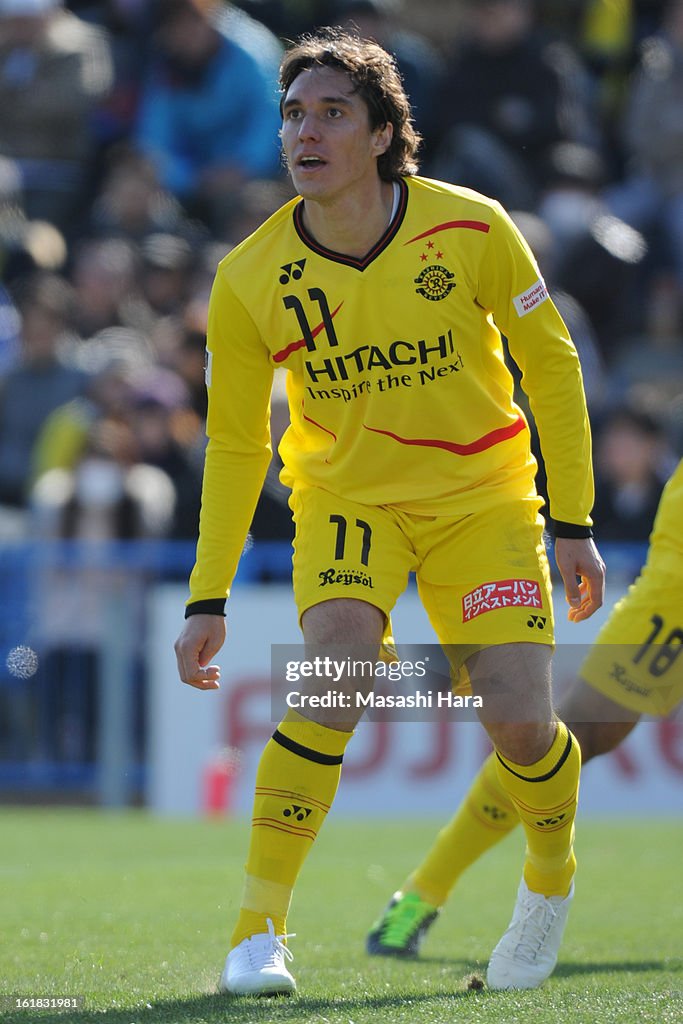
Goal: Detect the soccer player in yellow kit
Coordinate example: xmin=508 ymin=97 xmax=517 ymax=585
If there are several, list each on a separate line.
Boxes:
xmin=366 ymin=457 xmax=683 ymax=959
xmin=173 ymin=28 xmax=605 ymax=995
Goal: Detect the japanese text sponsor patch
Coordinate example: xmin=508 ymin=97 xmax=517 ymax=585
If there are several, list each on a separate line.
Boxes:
xmin=513 ymin=277 xmax=549 ymax=317
xmin=462 ymin=578 xmax=543 ymax=621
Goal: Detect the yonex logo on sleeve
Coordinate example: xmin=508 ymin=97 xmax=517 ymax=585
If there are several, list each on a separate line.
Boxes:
xmin=205 ymin=349 xmax=213 ymax=387
xmin=513 ymin=278 xmax=549 ymax=317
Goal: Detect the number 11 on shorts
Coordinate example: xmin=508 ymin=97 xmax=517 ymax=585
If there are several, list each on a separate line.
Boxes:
xmin=329 ymin=514 xmax=372 ymax=566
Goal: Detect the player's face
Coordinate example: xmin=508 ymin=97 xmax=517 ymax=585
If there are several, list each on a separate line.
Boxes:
xmin=281 ymin=66 xmax=392 ymax=204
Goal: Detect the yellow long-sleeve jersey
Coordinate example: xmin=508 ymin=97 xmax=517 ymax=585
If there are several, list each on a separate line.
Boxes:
xmin=647 ymin=458 xmax=683 ymax=573
xmin=188 ymin=176 xmax=594 ymax=608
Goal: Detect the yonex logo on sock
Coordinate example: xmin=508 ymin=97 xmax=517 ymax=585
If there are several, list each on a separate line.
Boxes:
xmin=282 ymin=804 xmax=312 ymax=822
xmin=483 ymin=804 xmax=508 ymax=821
xmin=535 ymin=813 xmax=567 ymax=827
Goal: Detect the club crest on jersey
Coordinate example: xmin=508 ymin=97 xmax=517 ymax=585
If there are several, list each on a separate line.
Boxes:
xmin=279 ymin=259 xmax=307 ymax=284
xmin=414 ymin=264 xmax=455 ymax=301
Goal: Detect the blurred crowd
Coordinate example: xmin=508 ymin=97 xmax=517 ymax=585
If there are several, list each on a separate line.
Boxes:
xmin=1 ymin=0 xmax=682 ymax=556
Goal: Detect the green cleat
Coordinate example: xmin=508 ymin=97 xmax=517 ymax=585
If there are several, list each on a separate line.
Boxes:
xmin=366 ymin=891 xmax=440 ymax=958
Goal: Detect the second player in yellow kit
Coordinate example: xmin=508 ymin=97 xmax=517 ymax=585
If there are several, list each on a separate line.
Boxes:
xmin=581 ymin=459 xmax=683 ymax=717
xmin=368 ymin=459 xmax=683 ymax=959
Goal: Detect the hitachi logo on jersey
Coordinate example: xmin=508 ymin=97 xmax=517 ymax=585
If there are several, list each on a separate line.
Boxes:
xmin=305 ymin=329 xmax=455 ymax=382
xmin=513 ymin=277 xmax=549 ymax=317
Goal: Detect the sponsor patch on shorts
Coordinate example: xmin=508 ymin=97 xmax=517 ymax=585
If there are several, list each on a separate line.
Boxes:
xmin=462 ymin=579 xmax=543 ymax=621
xmin=513 ymin=277 xmax=549 ymax=317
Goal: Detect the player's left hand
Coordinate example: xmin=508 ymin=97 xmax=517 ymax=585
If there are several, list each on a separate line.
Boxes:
xmin=554 ymin=537 xmax=606 ymax=622
xmin=174 ymin=613 xmax=226 ymax=690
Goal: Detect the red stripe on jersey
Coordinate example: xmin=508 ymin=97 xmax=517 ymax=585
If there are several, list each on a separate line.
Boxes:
xmin=302 ymin=410 xmax=338 ymax=442
xmin=363 ymin=414 xmax=525 ymax=455
xmin=273 ymin=302 xmax=343 ymax=363
xmin=404 ymin=221 xmax=490 ymax=245
xmin=273 ymin=318 xmax=326 ymax=364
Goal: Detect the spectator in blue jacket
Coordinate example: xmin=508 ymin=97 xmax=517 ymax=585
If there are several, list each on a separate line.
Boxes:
xmin=135 ymin=0 xmax=282 ymax=233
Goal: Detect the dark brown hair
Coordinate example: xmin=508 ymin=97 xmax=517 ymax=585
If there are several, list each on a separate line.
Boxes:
xmin=279 ymin=27 xmax=421 ymax=181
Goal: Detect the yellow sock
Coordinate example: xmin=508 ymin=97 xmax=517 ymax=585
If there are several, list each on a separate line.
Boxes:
xmin=407 ymin=752 xmax=518 ymax=907
xmin=495 ymin=721 xmax=581 ymax=898
xmin=230 ymin=710 xmax=352 ymax=948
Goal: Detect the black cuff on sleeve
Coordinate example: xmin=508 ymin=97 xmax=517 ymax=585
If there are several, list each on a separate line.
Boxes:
xmin=551 ymin=520 xmax=593 ymax=540
xmin=185 ymin=599 xmax=227 ymax=619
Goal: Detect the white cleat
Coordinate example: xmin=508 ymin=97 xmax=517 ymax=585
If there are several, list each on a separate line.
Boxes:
xmin=219 ymin=918 xmax=296 ymax=996
xmin=487 ymin=878 xmax=574 ymax=990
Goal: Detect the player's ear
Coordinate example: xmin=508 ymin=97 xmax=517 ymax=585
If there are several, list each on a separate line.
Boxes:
xmin=373 ymin=121 xmax=393 ymax=158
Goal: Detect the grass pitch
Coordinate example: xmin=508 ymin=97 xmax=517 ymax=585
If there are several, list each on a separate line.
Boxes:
xmin=1 ymin=810 xmax=681 ymax=1023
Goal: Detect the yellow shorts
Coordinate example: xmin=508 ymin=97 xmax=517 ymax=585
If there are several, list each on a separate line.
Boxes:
xmin=290 ymin=486 xmax=554 ymax=674
xmin=580 ymin=561 xmax=683 ymax=717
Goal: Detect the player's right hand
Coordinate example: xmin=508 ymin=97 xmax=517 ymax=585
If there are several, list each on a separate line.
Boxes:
xmin=174 ymin=613 xmax=227 ymax=690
